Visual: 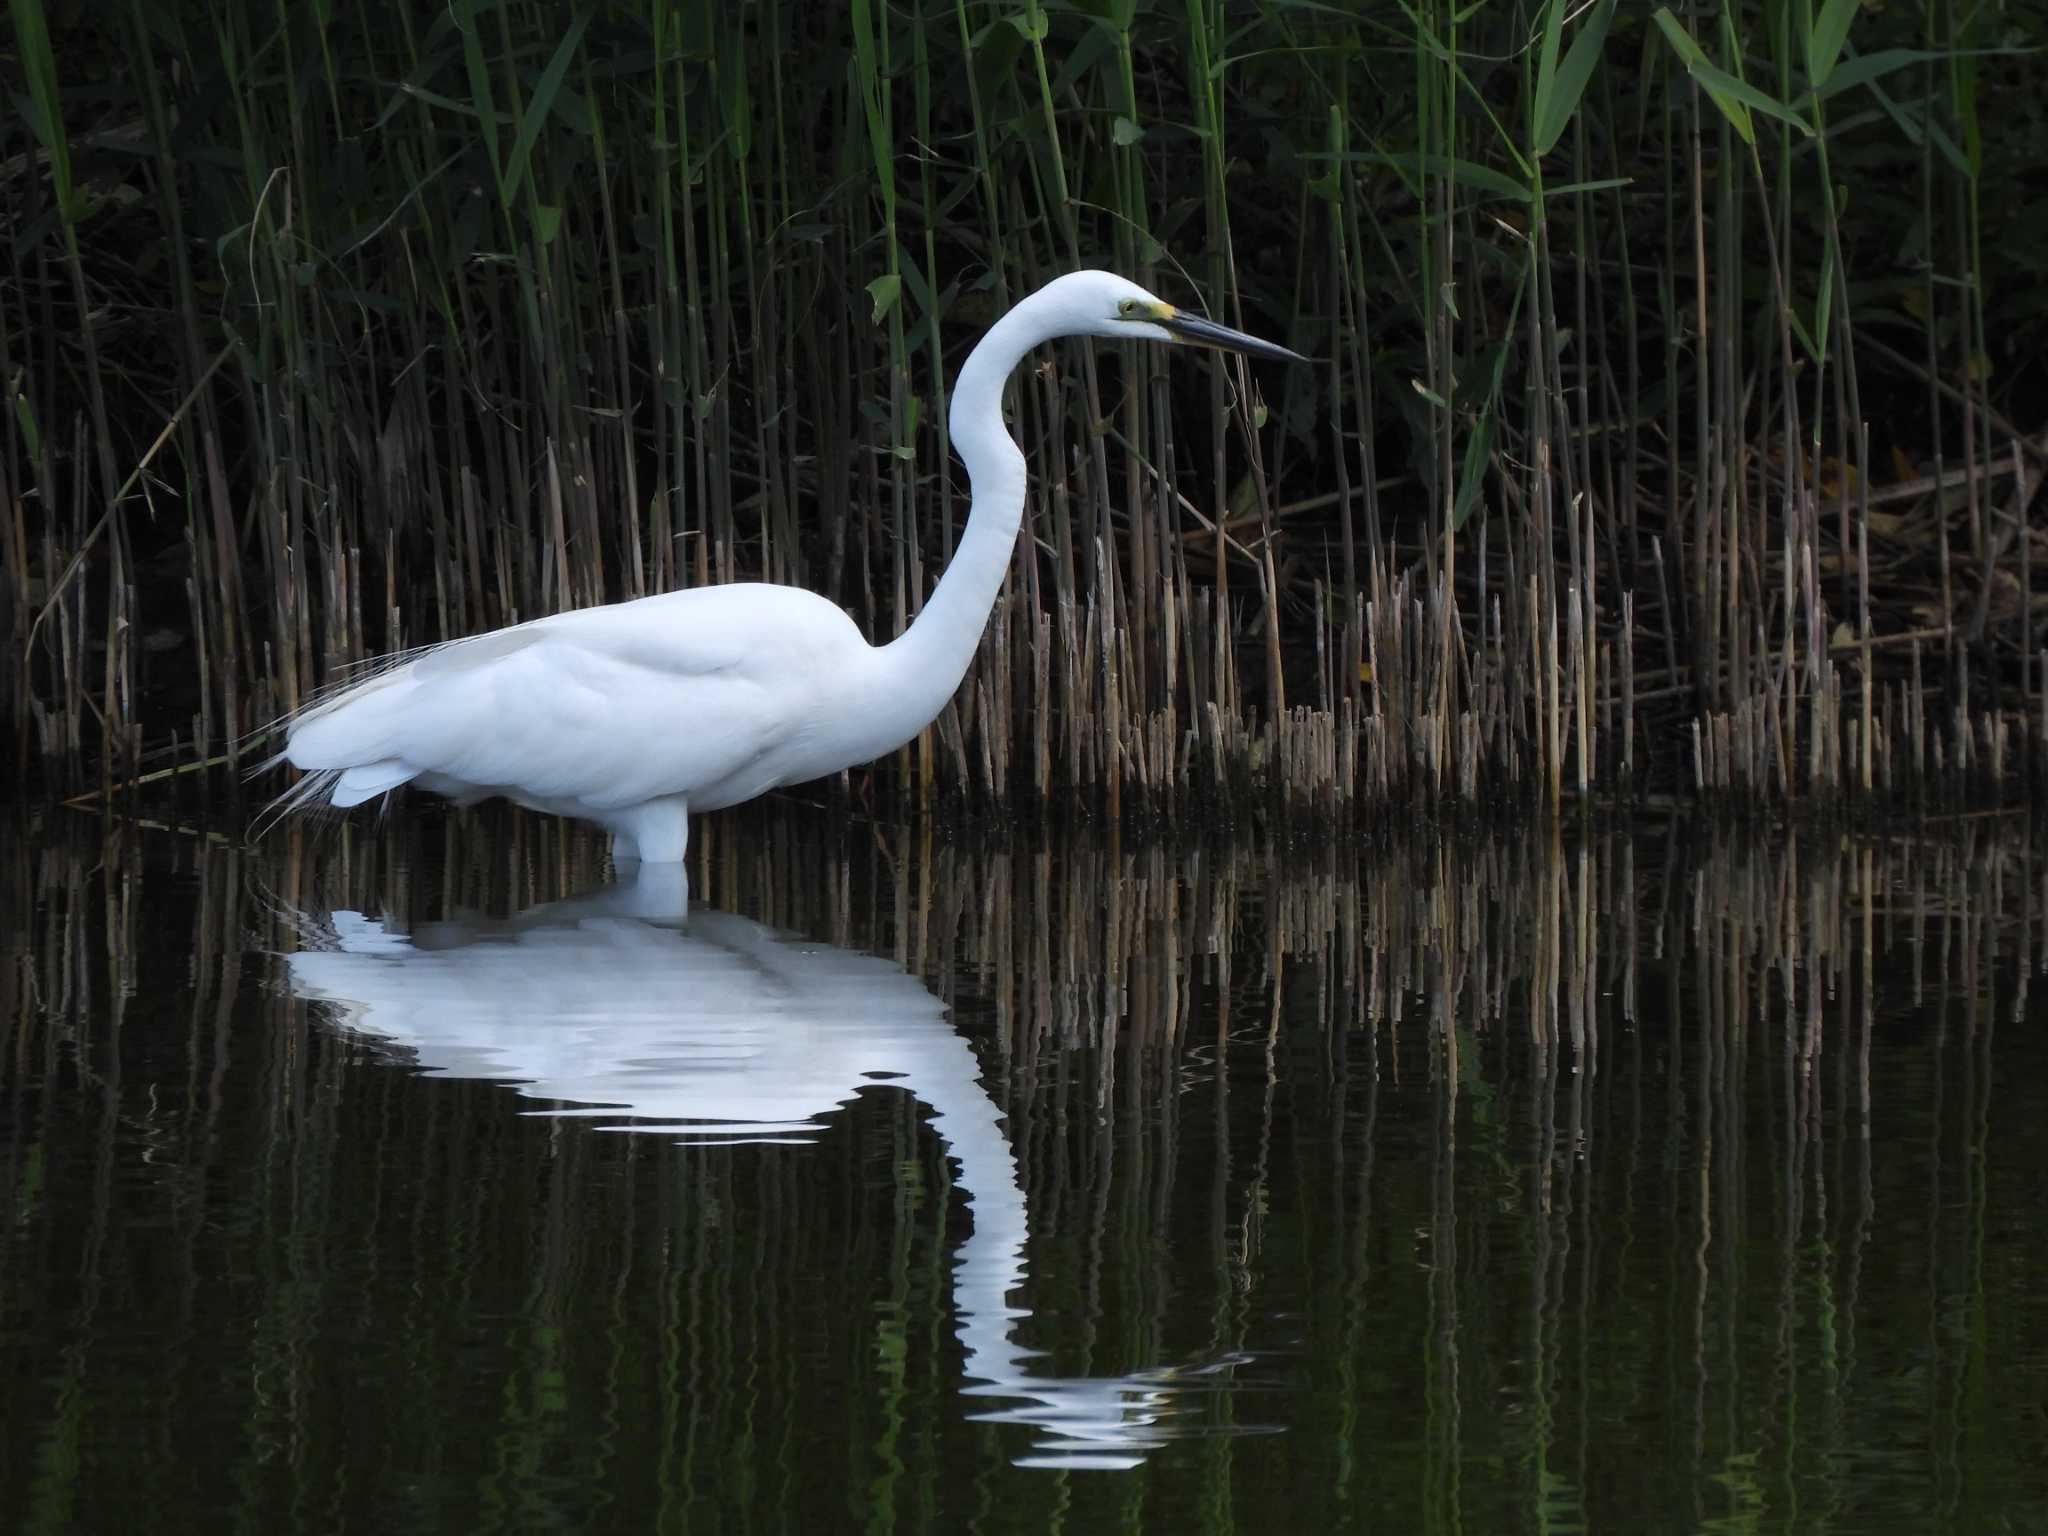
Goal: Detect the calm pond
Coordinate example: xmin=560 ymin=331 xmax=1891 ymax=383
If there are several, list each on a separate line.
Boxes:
xmin=3 ymin=804 xmax=2045 ymax=1532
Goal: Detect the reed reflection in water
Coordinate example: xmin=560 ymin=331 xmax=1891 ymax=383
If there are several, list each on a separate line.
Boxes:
xmin=1 ymin=807 xmax=2045 ymax=1532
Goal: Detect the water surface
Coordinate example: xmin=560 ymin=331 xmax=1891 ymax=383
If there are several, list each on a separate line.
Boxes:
xmin=3 ymin=807 xmax=2045 ymax=1531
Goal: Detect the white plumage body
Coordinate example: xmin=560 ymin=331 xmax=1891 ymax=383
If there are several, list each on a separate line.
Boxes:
xmin=285 ymin=583 xmax=904 ymax=858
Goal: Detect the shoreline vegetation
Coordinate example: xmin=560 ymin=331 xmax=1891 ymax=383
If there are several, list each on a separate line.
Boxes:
xmin=5 ymin=0 xmax=2047 ymax=822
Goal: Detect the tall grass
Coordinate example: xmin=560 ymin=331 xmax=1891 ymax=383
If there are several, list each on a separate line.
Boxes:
xmin=4 ymin=0 xmax=2045 ymax=817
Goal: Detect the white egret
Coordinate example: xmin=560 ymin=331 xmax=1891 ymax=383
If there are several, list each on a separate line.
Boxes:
xmin=271 ymin=270 xmax=1302 ymax=861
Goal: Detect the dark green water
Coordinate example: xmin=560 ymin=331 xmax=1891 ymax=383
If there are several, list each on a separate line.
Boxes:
xmin=3 ymin=807 xmax=2045 ymax=1533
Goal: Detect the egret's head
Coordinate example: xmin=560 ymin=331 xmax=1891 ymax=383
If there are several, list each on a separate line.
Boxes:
xmin=1039 ymin=270 xmax=1306 ymax=363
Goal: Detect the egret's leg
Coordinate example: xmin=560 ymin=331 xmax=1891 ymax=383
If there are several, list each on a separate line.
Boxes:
xmin=628 ymin=797 xmax=691 ymax=864
xmin=609 ymin=829 xmax=640 ymax=864
xmin=623 ymin=862 xmax=690 ymax=918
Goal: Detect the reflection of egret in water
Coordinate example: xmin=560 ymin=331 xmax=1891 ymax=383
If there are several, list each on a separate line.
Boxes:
xmin=283 ymin=866 xmax=1260 ymax=1470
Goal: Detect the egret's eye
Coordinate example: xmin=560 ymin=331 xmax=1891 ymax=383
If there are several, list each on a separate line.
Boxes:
xmin=1118 ymin=298 xmax=1138 ymax=317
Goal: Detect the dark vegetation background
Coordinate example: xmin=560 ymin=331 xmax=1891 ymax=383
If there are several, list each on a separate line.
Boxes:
xmin=6 ymin=0 xmax=2048 ymax=811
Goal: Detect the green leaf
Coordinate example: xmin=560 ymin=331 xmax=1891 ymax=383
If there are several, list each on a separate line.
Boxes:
xmin=534 ymin=203 xmax=562 ymax=245
xmin=1805 ymin=0 xmax=1860 ymax=88
xmin=848 ymin=0 xmax=894 ymax=205
xmin=388 ymin=80 xmax=514 ymax=124
xmin=898 ymin=253 xmax=937 ymax=323
xmin=1814 ymin=47 xmax=1985 ymax=101
xmin=13 ymin=389 xmax=43 ymax=463
xmin=1048 ymin=21 xmax=1116 ymax=98
xmin=867 ymin=273 xmax=902 ymax=324
xmin=1652 ymin=9 xmax=1749 ymax=142
xmin=503 ymin=8 xmax=592 ymax=207
xmin=1696 ymin=59 xmax=1814 ymax=138
xmin=1009 ymin=10 xmax=1049 ymax=42
xmin=1451 ymin=404 xmax=1496 ymax=531
xmin=1856 ymin=67 xmax=1972 ymax=177
xmin=10 ymin=0 xmax=75 ymax=222
xmin=1533 ymin=0 xmax=1568 ymax=134
xmin=1652 ymin=8 xmax=1814 ymax=144
xmin=1543 ymin=176 xmax=1634 ymax=197
xmin=1786 ymin=303 xmax=1819 ymax=365
xmin=1343 ymin=152 xmax=1532 ymax=204
xmin=1534 ymin=0 xmax=1616 ymax=155
xmin=1112 ymin=116 xmax=1145 ymax=147
xmin=455 ymin=0 xmax=504 ymax=202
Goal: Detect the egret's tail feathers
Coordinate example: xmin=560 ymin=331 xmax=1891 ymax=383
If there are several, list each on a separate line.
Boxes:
xmin=331 ymin=760 xmax=419 ymax=807
xmin=252 ymin=757 xmax=414 ymax=842
xmin=248 ymin=762 xmax=346 ymax=842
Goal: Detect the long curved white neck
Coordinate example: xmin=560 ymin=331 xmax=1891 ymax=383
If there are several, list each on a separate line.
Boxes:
xmin=873 ymin=298 xmax=1053 ymax=729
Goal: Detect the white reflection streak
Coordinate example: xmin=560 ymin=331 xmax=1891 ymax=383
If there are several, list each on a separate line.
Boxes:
xmin=283 ymin=866 xmax=1210 ymax=1470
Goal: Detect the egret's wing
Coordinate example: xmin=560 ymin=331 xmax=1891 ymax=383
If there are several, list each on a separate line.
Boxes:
xmin=286 ymin=608 xmax=786 ymax=807
xmin=431 ymin=641 xmax=786 ymax=806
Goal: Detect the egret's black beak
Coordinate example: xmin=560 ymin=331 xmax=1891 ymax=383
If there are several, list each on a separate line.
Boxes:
xmin=1158 ymin=309 xmax=1307 ymax=364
